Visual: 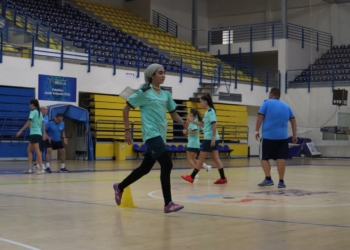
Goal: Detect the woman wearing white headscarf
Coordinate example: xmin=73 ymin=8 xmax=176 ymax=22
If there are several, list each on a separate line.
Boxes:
xmin=113 ymin=64 xmax=185 ymax=213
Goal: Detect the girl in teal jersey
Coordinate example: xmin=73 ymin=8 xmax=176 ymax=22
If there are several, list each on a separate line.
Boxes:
xmin=113 ymin=64 xmax=185 ymax=213
xmin=181 ymin=95 xmax=227 ymax=184
xmin=16 ymin=99 xmax=47 ymax=174
xmin=183 ymin=108 xmax=210 ymax=178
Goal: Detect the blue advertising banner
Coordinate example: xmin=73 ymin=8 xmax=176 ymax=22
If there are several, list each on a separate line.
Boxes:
xmin=38 ymin=75 xmax=77 ymax=102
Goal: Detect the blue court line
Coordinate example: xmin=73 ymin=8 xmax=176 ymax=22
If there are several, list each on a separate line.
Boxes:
xmin=1 ymin=193 xmax=350 ymax=229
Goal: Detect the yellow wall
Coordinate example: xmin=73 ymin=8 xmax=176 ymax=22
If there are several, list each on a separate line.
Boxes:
xmin=92 ymin=95 xmax=249 ymax=159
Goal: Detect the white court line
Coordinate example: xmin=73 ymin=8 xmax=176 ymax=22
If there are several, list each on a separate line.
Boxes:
xmin=0 ymin=237 xmax=40 ymax=250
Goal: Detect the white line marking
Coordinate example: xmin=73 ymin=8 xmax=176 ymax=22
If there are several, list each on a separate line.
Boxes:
xmin=0 ymin=238 xmax=41 ymax=250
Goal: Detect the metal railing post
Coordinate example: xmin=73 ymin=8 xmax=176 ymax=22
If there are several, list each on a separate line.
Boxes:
xmin=250 ymin=26 xmax=253 ymax=63
xmin=302 ymin=28 xmax=304 ymax=49
xmin=228 ymin=29 xmax=231 ymax=55
xmin=14 ymin=6 xmax=17 ymax=26
xmin=87 ymin=41 xmax=91 ymax=73
xmin=234 ymin=64 xmax=238 ymax=89
xmin=24 ymin=14 xmax=28 ymax=32
xmin=199 ymin=59 xmax=203 ymax=85
xmin=0 ymin=31 xmax=3 ymax=64
xmin=250 ymin=66 xmax=254 ymax=91
xmin=1 ymin=0 xmax=6 ymax=18
xmin=207 ymin=31 xmax=210 ymax=52
xmin=113 ymin=45 xmax=117 ymax=75
xmin=60 ymin=39 xmax=64 ymax=70
xmin=278 ymin=72 xmax=281 ymax=89
xmin=272 ymin=23 xmax=275 ymax=47
xmin=137 ymin=49 xmax=140 ymax=78
xmin=180 ymin=57 xmax=183 ymax=83
xmin=46 ymin=29 xmax=50 ymax=48
xmin=31 ymin=34 xmax=35 ymax=67
xmin=308 ymin=68 xmax=311 ymax=93
xmin=266 ymin=71 xmax=269 ymax=92
xmin=218 ymin=64 xmax=221 ymax=85
xmin=222 ymin=126 xmax=225 ymax=143
xmin=331 ymin=69 xmax=334 ymax=92
xmin=285 ymin=71 xmax=288 ymax=94
xmin=316 ymin=32 xmax=319 ymax=52
xmin=35 ymin=22 xmax=39 ymax=40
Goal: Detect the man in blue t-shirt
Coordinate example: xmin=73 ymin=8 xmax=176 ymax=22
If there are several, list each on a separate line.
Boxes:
xmin=45 ymin=113 xmax=69 ymax=173
xmin=255 ymin=88 xmax=297 ymax=188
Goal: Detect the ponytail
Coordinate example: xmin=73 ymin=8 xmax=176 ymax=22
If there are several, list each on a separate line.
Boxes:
xmin=190 ymin=108 xmax=203 ymax=122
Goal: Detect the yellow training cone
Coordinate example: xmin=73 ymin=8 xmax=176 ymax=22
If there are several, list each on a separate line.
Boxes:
xmin=119 ymin=186 xmax=137 ymax=208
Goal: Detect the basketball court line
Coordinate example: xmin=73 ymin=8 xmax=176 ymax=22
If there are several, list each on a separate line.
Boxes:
xmin=1 ymin=192 xmax=350 ymax=229
xmin=0 ymin=237 xmax=40 ymax=250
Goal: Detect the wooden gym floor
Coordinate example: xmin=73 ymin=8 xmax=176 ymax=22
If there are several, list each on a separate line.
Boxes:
xmin=0 ymin=158 xmax=349 ymax=250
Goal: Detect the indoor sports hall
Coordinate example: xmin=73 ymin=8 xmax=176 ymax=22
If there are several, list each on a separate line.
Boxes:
xmin=0 ymin=0 xmax=350 ymax=249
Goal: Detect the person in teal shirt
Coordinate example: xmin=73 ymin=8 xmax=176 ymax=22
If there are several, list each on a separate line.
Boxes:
xmin=183 ymin=108 xmax=210 ymax=178
xmin=113 ymin=63 xmax=185 ymax=213
xmin=16 ymin=99 xmax=47 ymax=175
xmin=182 ymin=94 xmax=227 ymax=184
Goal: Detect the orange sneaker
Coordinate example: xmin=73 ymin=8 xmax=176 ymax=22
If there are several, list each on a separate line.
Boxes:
xmin=181 ymin=175 xmax=194 ymax=183
xmin=214 ymin=178 xmax=227 ymax=184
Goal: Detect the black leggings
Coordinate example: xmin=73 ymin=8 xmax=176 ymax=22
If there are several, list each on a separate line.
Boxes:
xmin=118 ymin=152 xmax=173 ymax=206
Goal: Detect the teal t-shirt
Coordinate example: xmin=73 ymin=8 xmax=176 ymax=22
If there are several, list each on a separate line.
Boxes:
xmin=187 ymin=119 xmax=200 ymax=148
xmin=127 ymin=85 xmax=177 ymax=143
xmin=29 ymin=109 xmax=43 ymax=135
xmin=203 ymin=108 xmax=220 ymax=140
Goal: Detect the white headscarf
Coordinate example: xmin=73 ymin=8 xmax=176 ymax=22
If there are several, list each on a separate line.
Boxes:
xmin=143 ymin=63 xmax=163 ymax=85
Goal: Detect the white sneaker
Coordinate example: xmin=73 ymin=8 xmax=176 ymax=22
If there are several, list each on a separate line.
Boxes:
xmin=35 ymin=168 xmax=45 ymax=175
xmin=23 ymin=168 xmax=33 ymax=174
xmin=33 ymin=163 xmax=38 ymax=171
xmin=195 ymin=174 xmax=199 ymax=179
xmin=203 ymin=163 xmax=212 ymax=173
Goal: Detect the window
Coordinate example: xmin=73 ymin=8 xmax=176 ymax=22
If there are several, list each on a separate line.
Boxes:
xmin=222 ymin=30 xmax=233 ymax=44
xmin=322 ymin=112 xmax=350 ymax=141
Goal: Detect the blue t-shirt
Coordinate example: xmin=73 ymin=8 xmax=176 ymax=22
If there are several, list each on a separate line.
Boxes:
xmin=258 ymin=99 xmax=295 ymax=140
xmin=127 ymin=85 xmax=177 ymax=143
xmin=46 ymin=121 xmax=65 ymax=142
xmin=42 ymin=115 xmax=49 ymax=133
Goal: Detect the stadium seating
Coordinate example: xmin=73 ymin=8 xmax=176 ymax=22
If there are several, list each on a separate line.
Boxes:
xmin=2 ymin=0 xmax=256 ymax=81
xmin=292 ymin=45 xmax=350 ymax=83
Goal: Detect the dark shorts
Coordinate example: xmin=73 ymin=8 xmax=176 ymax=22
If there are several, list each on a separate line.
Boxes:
xmin=260 ymin=138 xmax=289 ymax=160
xmin=143 ymin=136 xmax=168 ymax=159
xmin=201 ymin=140 xmax=220 ymax=152
xmin=29 ymin=135 xmax=42 ymax=144
xmin=186 ymin=147 xmax=199 ymax=153
xmin=38 ymin=139 xmax=47 ymax=152
xmin=46 ymin=140 xmax=64 ymax=150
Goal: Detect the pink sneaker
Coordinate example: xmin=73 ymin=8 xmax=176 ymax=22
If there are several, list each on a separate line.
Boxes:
xmin=113 ymin=183 xmax=123 ymax=206
xmin=164 ymin=202 xmax=184 ymax=213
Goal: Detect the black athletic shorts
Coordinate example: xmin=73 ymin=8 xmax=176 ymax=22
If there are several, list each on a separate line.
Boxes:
xmin=143 ymin=136 xmax=168 ymax=159
xmin=259 ymin=138 xmax=289 ymax=160
xmin=46 ymin=140 xmax=64 ymax=150
xmin=29 ymin=134 xmax=42 ymax=144
xmin=201 ymin=140 xmax=219 ymax=152
xmin=186 ymin=147 xmax=199 ymax=153
xmin=38 ymin=139 xmax=47 ymax=152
